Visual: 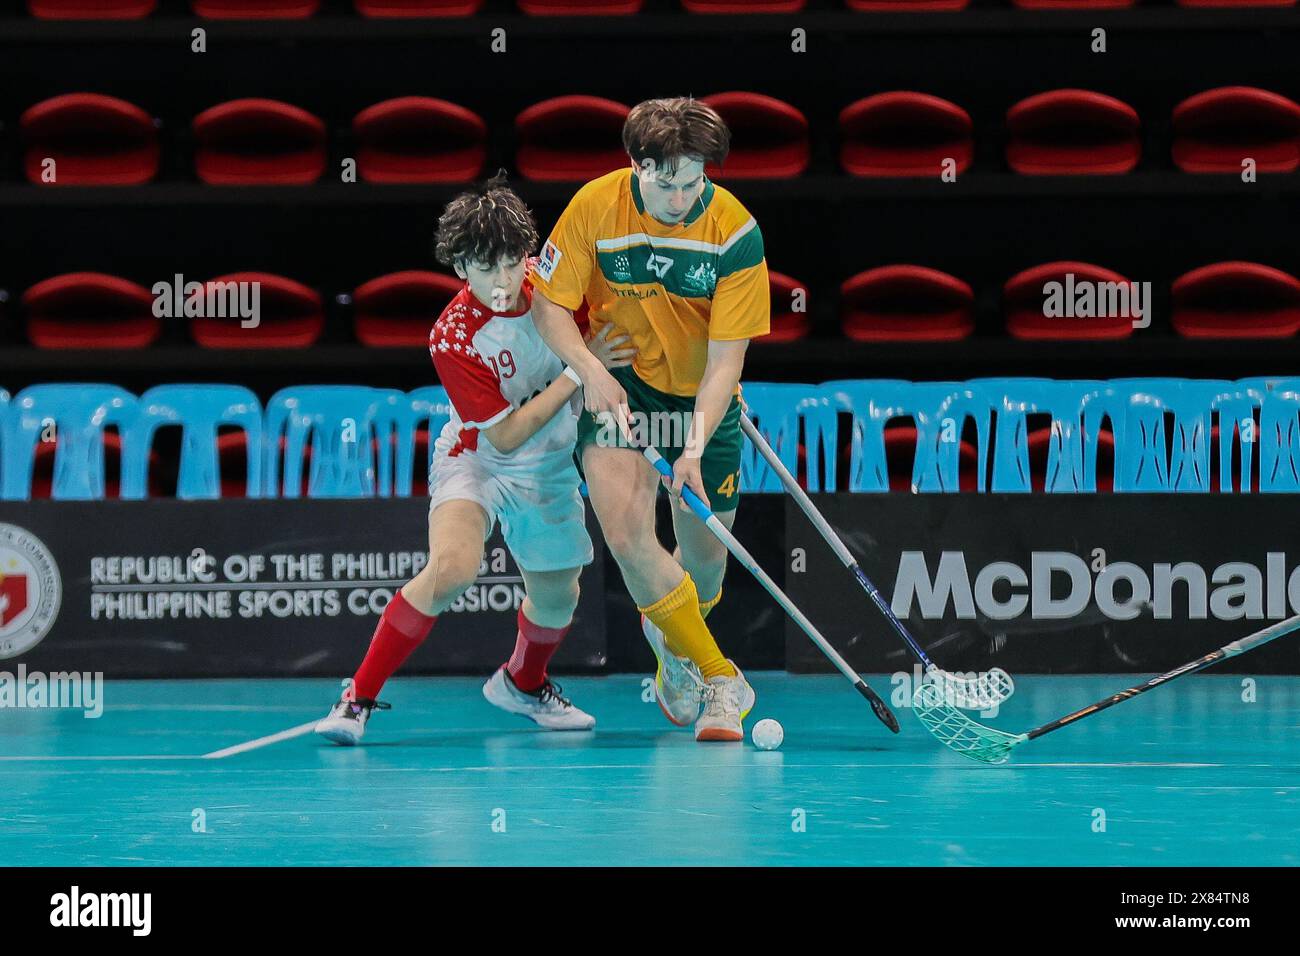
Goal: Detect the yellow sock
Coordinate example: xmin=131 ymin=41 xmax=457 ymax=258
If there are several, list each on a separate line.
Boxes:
xmin=639 ymin=574 xmax=735 ymax=681
xmin=699 ymin=586 xmax=722 ymax=620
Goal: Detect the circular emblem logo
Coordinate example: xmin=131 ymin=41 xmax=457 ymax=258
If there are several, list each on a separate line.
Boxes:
xmin=0 ymin=523 xmax=62 ymax=659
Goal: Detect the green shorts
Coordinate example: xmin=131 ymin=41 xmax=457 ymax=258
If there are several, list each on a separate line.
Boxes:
xmin=575 ymin=365 xmax=744 ymax=513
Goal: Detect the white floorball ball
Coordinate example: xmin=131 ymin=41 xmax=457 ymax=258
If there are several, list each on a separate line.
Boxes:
xmin=751 ymin=718 xmax=784 ymax=751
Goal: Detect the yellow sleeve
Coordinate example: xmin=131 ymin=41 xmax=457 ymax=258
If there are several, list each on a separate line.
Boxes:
xmin=710 ymin=259 xmax=771 ymax=341
xmin=529 ymin=191 xmax=596 ymax=312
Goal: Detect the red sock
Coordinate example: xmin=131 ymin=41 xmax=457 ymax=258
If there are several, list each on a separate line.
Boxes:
xmin=506 ymin=607 xmax=570 ymax=692
xmin=352 ymin=590 xmax=437 ymax=700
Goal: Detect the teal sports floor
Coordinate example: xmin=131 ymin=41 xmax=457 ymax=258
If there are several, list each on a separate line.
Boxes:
xmin=3 ymin=674 xmax=1298 ymax=867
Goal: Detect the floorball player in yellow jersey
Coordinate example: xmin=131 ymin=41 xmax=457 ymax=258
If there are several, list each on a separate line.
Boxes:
xmin=528 ymin=97 xmax=771 ymax=741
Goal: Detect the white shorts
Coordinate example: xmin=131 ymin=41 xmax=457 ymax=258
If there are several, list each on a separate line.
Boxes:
xmin=427 ymin=450 xmax=594 ymax=573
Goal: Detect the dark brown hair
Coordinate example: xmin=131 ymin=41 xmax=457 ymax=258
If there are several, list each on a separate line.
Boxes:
xmin=433 ymin=171 xmax=539 ymax=269
xmin=622 ymin=97 xmax=730 ymax=176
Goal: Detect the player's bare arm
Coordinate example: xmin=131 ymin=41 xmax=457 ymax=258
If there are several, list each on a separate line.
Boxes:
xmin=531 ymin=292 xmax=630 ymax=418
xmin=485 ymin=325 xmax=634 ymax=453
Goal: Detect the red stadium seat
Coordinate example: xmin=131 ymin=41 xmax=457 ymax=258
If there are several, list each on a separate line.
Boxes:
xmin=192 ymin=99 xmax=327 ymax=185
xmin=21 ymin=272 xmax=161 ymax=349
xmin=1177 ymin=0 xmax=1294 ymax=6
xmin=1006 ymin=89 xmax=1141 ymax=175
xmin=26 ymin=0 xmax=157 ymax=17
xmin=1171 ymin=262 xmax=1300 ymax=339
xmin=841 ymin=265 xmax=974 ymax=342
xmin=846 ymin=0 xmax=968 ymax=11
xmin=189 ymin=273 xmax=324 ymax=348
xmin=353 ymin=98 xmax=487 ymax=183
xmin=1011 ymin=0 xmax=1134 ymax=7
xmin=20 ymin=93 xmax=159 ymax=186
xmin=749 ymin=271 xmax=811 ymax=344
xmin=1004 ymin=261 xmax=1136 ymax=340
xmin=701 ymin=93 xmax=809 ymax=179
xmin=1172 ymin=87 xmax=1300 ymax=174
xmin=515 ymin=96 xmax=630 ymax=181
xmin=354 ymin=0 xmax=482 ymax=13
xmin=191 ymin=0 xmax=319 ymax=17
xmin=353 ymin=271 xmax=462 ymax=347
xmin=518 ymin=0 xmax=642 ymax=11
xmin=683 ymin=0 xmax=805 ymax=12
xmin=839 ymin=92 xmax=972 ymax=178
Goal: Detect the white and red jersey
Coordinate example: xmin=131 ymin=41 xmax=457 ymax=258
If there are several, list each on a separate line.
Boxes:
xmin=428 ymin=280 xmax=579 ymax=473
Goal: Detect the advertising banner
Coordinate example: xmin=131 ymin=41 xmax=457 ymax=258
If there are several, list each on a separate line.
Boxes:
xmin=785 ymin=495 xmax=1300 ymax=675
xmin=0 ymin=500 xmax=606 ymax=678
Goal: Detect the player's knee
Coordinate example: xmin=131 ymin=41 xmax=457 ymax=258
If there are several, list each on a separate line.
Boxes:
xmin=551 ymin=580 xmax=580 ymax=617
xmin=601 ymin=521 xmax=655 ymax=564
xmin=527 ymin=574 xmax=580 ymax=617
xmin=424 ymin=546 xmax=480 ymax=603
xmin=690 ymin=533 xmax=728 ymax=566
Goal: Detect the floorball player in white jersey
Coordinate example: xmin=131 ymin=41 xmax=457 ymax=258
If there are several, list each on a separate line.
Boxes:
xmin=317 ymin=173 xmax=633 ymax=745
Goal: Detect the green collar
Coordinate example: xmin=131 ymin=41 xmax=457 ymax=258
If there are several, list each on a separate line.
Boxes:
xmin=630 ymin=170 xmax=715 ymax=227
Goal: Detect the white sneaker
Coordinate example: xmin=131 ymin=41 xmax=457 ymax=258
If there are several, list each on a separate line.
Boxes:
xmin=642 ymin=614 xmax=706 ymax=727
xmin=694 ymin=662 xmax=755 ymax=742
xmin=315 ymin=678 xmax=390 ymax=746
xmin=483 ymin=667 xmax=596 ymax=731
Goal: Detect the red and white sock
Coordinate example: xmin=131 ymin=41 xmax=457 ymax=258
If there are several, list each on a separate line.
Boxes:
xmin=506 ymin=607 xmax=570 ymax=692
xmin=352 ymin=590 xmax=437 ymax=700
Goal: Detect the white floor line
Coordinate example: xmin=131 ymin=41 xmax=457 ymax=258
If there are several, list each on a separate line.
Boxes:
xmin=0 ymin=755 xmax=200 ymax=762
xmin=202 ymin=720 xmax=320 ymax=759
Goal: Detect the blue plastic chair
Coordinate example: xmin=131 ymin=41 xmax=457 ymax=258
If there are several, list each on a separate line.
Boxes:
xmin=265 ymin=386 xmax=396 ymax=498
xmin=1237 ymin=376 xmax=1298 ymax=395
xmin=973 ymin=378 xmax=1067 ymax=493
xmin=739 ymin=383 xmax=839 ymax=493
xmin=1170 ymin=380 xmax=1264 ymax=493
xmin=1236 ymin=377 xmax=1300 ymax=492
xmin=969 ymin=378 xmax=1126 ymax=493
xmin=1106 ymin=378 xmax=1243 ymax=493
xmin=1107 ymin=378 xmax=1183 ymax=492
xmin=1 ymin=384 xmax=138 ymax=500
xmin=826 ymin=380 xmax=990 ymax=493
xmin=399 ymin=386 xmax=453 ymax=497
xmin=122 ymin=385 xmax=264 ymax=499
xmin=1259 ymin=380 xmax=1300 ymax=492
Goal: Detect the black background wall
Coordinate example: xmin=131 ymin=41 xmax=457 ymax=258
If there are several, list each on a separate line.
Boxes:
xmin=2 ymin=2 xmax=1299 ymax=398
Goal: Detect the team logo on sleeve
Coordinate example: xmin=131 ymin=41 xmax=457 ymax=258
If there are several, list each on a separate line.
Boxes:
xmin=536 ymin=241 xmax=563 ymax=281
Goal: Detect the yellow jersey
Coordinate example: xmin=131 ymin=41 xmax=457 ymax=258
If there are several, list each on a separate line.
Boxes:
xmin=530 ymin=168 xmax=770 ymax=397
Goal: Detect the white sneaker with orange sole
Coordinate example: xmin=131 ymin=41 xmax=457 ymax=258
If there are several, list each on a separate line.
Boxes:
xmin=694 ymin=662 xmax=756 ymax=742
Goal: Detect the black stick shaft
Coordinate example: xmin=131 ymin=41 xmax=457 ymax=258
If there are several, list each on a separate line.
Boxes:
xmin=1025 ymin=613 xmax=1300 ymax=741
